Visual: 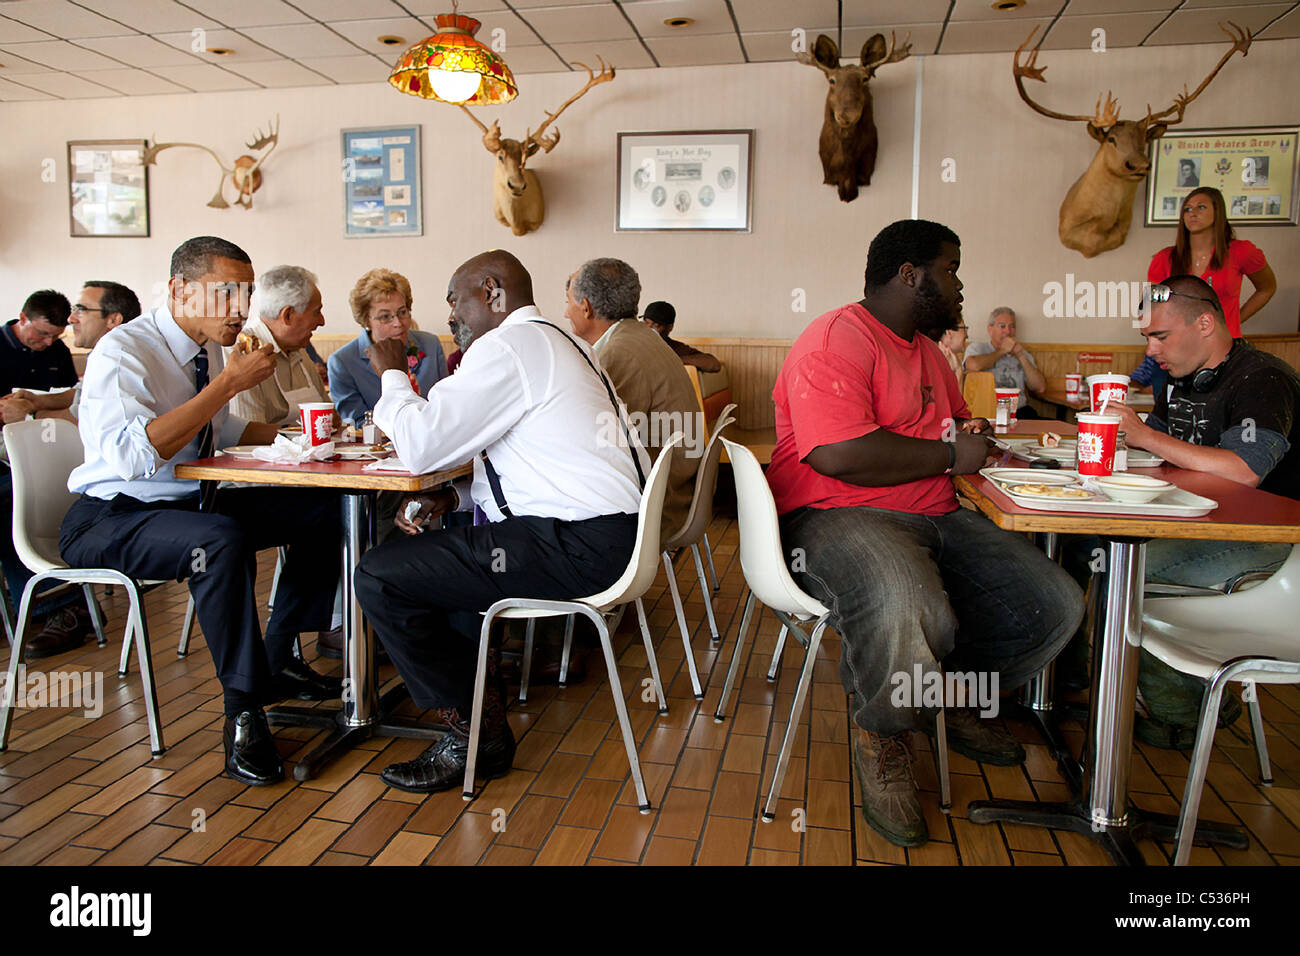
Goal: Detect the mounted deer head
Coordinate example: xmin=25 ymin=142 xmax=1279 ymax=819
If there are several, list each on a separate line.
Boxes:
xmin=1013 ymin=23 xmax=1250 ymax=258
xmin=144 ymin=117 xmax=280 ymax=210
xmin=460 ymin=59 xmax=615 ymax=236
xmin=796 ymin=31 xmax=911 ymax=202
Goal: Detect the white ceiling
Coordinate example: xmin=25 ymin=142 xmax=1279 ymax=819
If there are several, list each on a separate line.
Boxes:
xmin=0 ymin=0 xmax=1295 ymax=100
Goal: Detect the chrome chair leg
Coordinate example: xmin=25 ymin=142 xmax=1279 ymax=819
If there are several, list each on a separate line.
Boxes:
xmin=0 ymin=577 xmax=42 ymax=749
xmin=1174 ymin=673 xmax=1231 ymax=865
xmin=762 ymin=617 xmax=828 ymax=821
xmin=635 ymin=598 xmax=667 ymax=713
xmin=83 ymin=584 xmax=106 ymax=646
xmin=767 ymin=624 xmax=788 ymax=682
xmin=177 ymin=594 xmax=196 ymax=658
xmin=558 ymin=615 xmax=575 ymax=687
xmin=519 ymin=618 xmax=536 ymax=703
xmin=118 ymin=610 xmax=135 ymax=676
xmin=662 ymin=551 xmax=703 ymax=699
xmin=1244 ymin=682 xmax=1272 ymax=785
xmin=692 ymin=543 xmax=721 ymax=644
xmin=127 ymin=583 xmax=164 ymax=755
xmin=593 ymin=610 xmax=651 ymax=811
xmin=935 ymin=708 xmax=952 ymax=812
xmin=714 ymin=590 xmax=756 ymax=722
xmin=464 ymin=608 xmax=495 ymax=801
xmin=702 ymin=532 xmax=719 ymax=593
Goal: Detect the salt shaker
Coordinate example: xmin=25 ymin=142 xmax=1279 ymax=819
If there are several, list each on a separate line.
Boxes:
xmin=1114 ymin=431 xmax=1128 ymax=472
xmin=362 ymin=410 xmax=379 ymax=445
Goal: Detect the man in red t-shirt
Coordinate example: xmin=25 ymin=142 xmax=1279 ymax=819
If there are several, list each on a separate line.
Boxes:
xmin=769 ymin=220 xmax=1083 ymax=847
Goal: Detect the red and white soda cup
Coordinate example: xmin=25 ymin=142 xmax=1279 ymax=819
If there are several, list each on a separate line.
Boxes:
xmin=1087 ymin=374 xmax=1129 ymax=413
xmin=1065 ymin=373 xmax=1082 ymax=400
xmin=1075 ymin=413 xmax=1121 ymax=477
xmin=299 ymin=402 xmax=335 ymax=446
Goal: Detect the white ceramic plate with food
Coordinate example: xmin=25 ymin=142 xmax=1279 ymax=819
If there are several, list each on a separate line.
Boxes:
xmin=333 ymin=443 xmax=393 ymax=460
xmin=218 ymin=446 xmax=262 ymax=459
xmin=983 ymin=468 xmax=1079 ymax=487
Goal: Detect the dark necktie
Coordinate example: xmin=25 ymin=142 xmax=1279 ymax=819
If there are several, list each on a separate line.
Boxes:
xmin=193 ymin=349 xmax=216 ymax=511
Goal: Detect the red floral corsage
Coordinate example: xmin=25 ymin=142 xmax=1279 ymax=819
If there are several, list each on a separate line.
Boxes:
xmin=406 ymin=343 xmax=426 ymax=393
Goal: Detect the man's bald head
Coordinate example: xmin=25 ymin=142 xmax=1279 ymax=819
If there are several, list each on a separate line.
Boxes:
xmin=446 ymin=250 xmax=537 ymax=352
xmin=451 ymin=250 xmax=535 ymax=310
xmin=1159 ymin=274 xmax=1224 ymax=326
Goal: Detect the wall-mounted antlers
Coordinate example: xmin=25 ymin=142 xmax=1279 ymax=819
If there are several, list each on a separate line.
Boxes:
xmin=144 ymin=116 xmax=281 ymax=210
xmin=460 ymin=59 xmax=615 ymax=236
xmin=797 ymin=31 xmax=911 ymax=202
xmin=1013 ymin=23 xmax=1250 ymax=257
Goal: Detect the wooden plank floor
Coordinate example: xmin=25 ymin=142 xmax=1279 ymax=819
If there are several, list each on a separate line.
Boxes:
xmin=3 ymin=518 xmax=1300 ymax=866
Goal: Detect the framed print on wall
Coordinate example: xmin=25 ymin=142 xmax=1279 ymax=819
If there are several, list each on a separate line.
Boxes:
xmin=342 ymin=125 xmax=422 ymax=238
xmin=67 ymin=140 xmax=149 ymax=237
xmin=1146 ymin=126 xmax=1299 ymax=226
xmin=617 ymin=130 xmax=753 ymax=232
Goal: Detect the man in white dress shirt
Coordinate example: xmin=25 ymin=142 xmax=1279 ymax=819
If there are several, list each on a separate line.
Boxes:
xmin=354 ymin=250 xmax=648 ymax=793
xmin=59 ymin=236 xmax=342 ymax=787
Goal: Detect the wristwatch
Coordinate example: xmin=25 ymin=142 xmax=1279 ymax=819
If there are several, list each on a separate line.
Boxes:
xmin=943 ymin=442 xmax=956 ymax=475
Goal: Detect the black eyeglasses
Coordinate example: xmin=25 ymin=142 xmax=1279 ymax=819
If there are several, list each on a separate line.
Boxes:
xmin=71 ymin=304 xmax=104 ymax=315
xmin=1148 ymin=284 xmax=1220 ymax=310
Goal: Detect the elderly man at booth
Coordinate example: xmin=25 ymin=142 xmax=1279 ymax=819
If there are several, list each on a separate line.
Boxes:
xmin=227 ymin=265 xmax=328 ymax=427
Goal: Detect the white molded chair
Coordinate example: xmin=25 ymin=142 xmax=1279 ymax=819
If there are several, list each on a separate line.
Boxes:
xmin=659 ymin=404 xmax=737 ymax=699
xmin=0 ymin=420 xmax=169 ymax=753
xmin=1140 ymin=545 xmax=1300 ymax=865
xmin=713 ymin=438 xmax=952 ymax=818
xmin=464 ymin=436 xmax=683 ymax=811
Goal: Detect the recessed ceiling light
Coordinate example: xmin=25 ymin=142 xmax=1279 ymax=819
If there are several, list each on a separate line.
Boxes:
xmin=664 ymin=17 xmax=694 ymax=28
xmin=208 ymin=47 xmax=235 ymax=56
xmin=377 ymin=35 xmax=404 ymax=46
xmin=992 ymin=0 xmax=1025 ymax=9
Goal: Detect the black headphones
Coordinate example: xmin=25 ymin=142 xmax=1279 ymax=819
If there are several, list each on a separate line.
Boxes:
xmin=1180 ymin=340 xmax=1239 ymax=393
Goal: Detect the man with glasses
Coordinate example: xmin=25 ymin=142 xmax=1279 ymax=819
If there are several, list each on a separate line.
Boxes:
xmin=58 ymin=236 xmax=344 ymax=786
xmin=1068 ymin=275 xmax=1300 ymax=748
xmin=963 ymin=307 xmax=1047 ymax=418
xmin=0 ymin=290 xmax=83 ymax=655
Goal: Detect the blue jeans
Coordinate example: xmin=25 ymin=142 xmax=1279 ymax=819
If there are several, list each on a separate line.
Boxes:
xmin=0 ymin=469 xmax=80 ymax=620
xmin=780 ymin=505 xmax=1084 ymax=736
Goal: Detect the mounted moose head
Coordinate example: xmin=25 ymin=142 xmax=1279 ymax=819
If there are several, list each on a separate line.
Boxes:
xmin=1013 ymin=23 xmax=1250 ymax=258
xmin=796 ymin=32 xmax=911 ymax=202
xmin=144 ymin=117 xmax=280 ymax=210
xmin=460 ymin=59 xmax=615 ymax=236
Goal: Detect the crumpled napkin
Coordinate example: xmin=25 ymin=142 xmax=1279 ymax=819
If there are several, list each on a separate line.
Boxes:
xmin=252 ymin=433 xmax=335 ymax=463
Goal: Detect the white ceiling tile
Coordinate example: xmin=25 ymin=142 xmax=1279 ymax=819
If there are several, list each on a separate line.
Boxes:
xmin=225 ymin=58 xmax=333 ymax=87
xmin=518 ymin=4 xmax=636 ymax=43
xmin=938 ymin=17 xmax=1059 ymax=53
xmin=841 ymin=0 xmax=953 ymax=24
xmin=1258 ymin=6 xmax=1300 ymax=37
xmin=731 ymin=0 xmax=838 ymax=33
xmin=0 ymin=39 xmax=126 ymax=70
xmin=294 ymin=0 xmax=409 ymax=19
xmin=0 ymin=0 xmax=135 ymax=38
xmin=77 ymin=35 xmax=205 ymax=68
xmin=511 ymin=0 xmax=615 ymax=8
xmin=85 ymin=0 xmax=223 ymax=34
xmin=948 ymin=0 xmax=1067 ymax=22
xmin=242 ymin=22 xmax=364 ymax=58
xmin=0 ymin=46 xmax=55 ymax=72
xmin=73 ymin=68 xmax=189 ymax=95
xmin=622 ymin=0 xmax=735 ymax=39
xmin=492 ymin=43 xmax=570 ymax=74
xmin=298 ymin=54 xmax=390 ymax=84
xmin=645 ymin=31 xmax=743 ymax=66
xmin=0 ymin=75 xmax=54 ymax=99
xmin=1041 ymin=11 xmax=1169 ymax=47
xmin=328 ymin=17 xmax=433 ymax=53
xmin=153 ymin=62 xmax=258 ymax=90
xmin=404 ymin=0 xmax=507 ymax=11
xmin=1062 ymin=0 xmax=1176 ymax=12
xmin=181 ymin=0 xmax=312 ymax=27
xmin=463 ymin=8 xmax=532 ymax=47
xmin=21 ymin=71 xmax=124 ymax=98
xmin=550 ymin=37 xmax=654 ymax=69
xmin=1146 ymin=4 xmax=1292 ymax=44
xmin=154 ymin=29 xmax=283 ymax=62
xmin=0 ymin=16 xmax=51 ymax=43
xmin=1182 ymin=0 xmax=1293 ymax=6
xmin=745 ymin=24 xmax=941 ymax=61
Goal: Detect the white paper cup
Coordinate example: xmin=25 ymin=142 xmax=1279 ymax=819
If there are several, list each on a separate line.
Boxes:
xmin=299 ymin=402 xmax=335 ymax=446
xmin=1065 ymin=373 xmax=1083 ymax=399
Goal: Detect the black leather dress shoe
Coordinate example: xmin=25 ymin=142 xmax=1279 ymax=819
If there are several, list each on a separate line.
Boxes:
xmin=380 ymin=725 xmax=516 ymax=794
xmin=314 ymin=627 xmax=388 ymax=664
xmin=223 ymin=711 xmax=284 ymax=786
xmin=267 ymin=658 xmax=342 ymax=702
xmin=22 ymin=609 xmax=89 ymax=660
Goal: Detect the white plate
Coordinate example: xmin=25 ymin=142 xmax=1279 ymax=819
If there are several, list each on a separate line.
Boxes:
xmin=333 ymin=443 xmax=392 ymax=460
xmin=979 ymin=468 xmax=1218 ymax=517
xmin=982 ymin=468 xmax=1079 ymax=487
xmin=218 ymin=446 xmax=262 ymax=459
xmin=1124 ymin=450 xmax=1166 ymax=468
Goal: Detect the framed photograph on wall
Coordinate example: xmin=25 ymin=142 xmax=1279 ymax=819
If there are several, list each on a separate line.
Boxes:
xmin=617 ymin=130 xmax=753 ymax=232
xmin=1145 ymin=126 xmax=1299 ymax=226
xmin=67 ymin=139 xmax=149 ymax=237
xmin=342 ymin=125 xmax=422 ymax=238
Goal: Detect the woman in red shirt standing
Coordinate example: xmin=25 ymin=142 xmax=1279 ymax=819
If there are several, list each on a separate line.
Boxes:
xmin=1147 ymin=186 xmax=1276 ymax=338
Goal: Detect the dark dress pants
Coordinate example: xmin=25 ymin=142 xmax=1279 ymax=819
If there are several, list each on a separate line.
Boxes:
xmin=355 ymin=512 xmax=637 ymax=713
xmin=59 ymin=487 xmax=341 ymax=697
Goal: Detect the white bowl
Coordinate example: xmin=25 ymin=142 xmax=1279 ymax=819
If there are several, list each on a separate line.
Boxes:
xmin=1093 ymin=474 xmax=1174 ymax=504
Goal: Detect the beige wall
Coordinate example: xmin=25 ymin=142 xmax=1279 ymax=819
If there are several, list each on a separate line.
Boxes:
xmin=1 ymin=37 xmax=1295 ymax=346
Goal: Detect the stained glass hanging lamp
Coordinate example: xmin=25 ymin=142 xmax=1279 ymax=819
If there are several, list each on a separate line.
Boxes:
xmin=388 ymin=0 xmax=518 ymax=105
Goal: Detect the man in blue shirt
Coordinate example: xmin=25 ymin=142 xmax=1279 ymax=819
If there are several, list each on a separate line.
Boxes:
xmin=58 ymin=236 xmax=342 ymax=786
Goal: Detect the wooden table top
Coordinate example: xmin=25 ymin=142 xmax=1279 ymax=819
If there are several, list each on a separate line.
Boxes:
xmin=1039 ymin=388 xmax=1155 ymax=411
xmin=175 ymin=455 xmax=473 ymax=492
xmin=956 ymin=448 xmax=1300 ymax=542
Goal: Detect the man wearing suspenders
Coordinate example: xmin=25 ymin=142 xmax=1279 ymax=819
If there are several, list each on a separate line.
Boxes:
xmin=355 ymin=251 xmax=649 ymax=793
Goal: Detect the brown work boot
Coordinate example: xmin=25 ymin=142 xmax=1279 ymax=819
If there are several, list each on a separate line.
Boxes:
xmin=853 ymin=727 xmax=928 ymax=847
xmin=938 ymin=708 xmax=1026 ymax=766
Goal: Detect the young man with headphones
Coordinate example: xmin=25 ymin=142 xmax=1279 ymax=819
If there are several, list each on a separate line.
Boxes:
xmin=1103 ymin=274 xmax=1300 ymax=748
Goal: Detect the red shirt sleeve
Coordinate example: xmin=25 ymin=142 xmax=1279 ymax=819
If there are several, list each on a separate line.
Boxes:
xmin=1148 ymin=247 xmax=1173 ymax=283
xmin=1230 ymin=239 xmax=1267 ymax=275
xmin=785 ymin=348 xmax=878 ymax=462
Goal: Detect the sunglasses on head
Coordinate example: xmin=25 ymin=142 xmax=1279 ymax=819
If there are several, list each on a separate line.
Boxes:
xmin=1147 ymin=283 xmax=1220 ymax=311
